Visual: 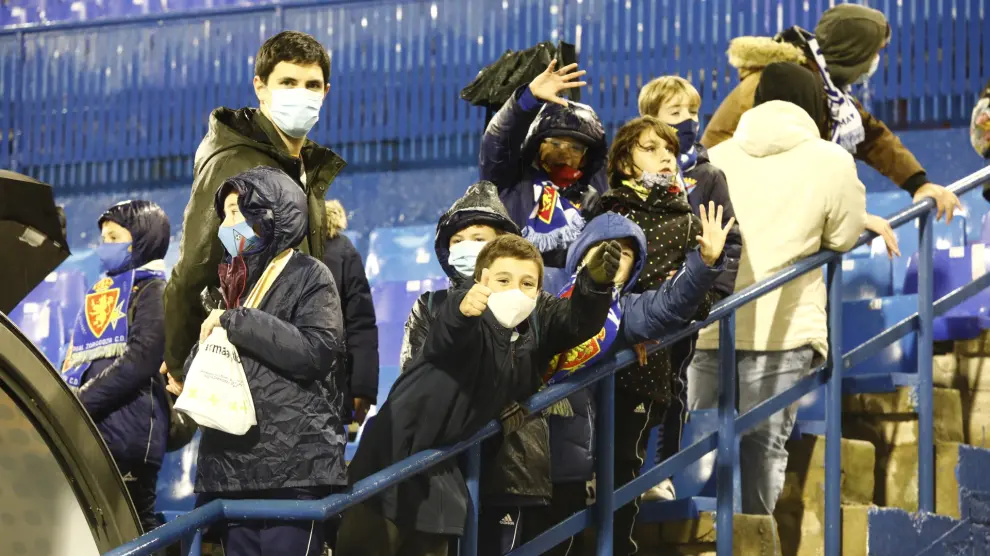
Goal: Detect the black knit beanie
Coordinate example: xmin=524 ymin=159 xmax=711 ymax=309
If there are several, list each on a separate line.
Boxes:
xmin=754 ymin=62 xmax=826 ymax=129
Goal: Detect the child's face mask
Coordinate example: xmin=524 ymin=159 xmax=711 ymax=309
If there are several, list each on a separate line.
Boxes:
xmin=218 ymin=221 xmax=260 ymax=258
xmin=487 ymin=289 xmax=538 ymax=329
xmin=97 ymin=241 xmax=133 ymax=275
xmin=671 ymin=119 xmax=700 ymax=156
xmin=448 ymin=240 xmax=487 ymax=277
xmin=546 ymin=164 xmax=584 ymax=189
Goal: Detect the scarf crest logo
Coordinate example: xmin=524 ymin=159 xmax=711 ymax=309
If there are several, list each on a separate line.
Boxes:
xmin=85 ymin=277 xmax=124 ymax=338
xmin=536 ymin=185 xmax=560 ymax=225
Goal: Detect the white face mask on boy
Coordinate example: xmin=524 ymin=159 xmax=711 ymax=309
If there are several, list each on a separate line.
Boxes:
xmin=486 ymin=289 xmax=537 ymax=329
xmin=448 ymin=240 xmax=486 ymax=277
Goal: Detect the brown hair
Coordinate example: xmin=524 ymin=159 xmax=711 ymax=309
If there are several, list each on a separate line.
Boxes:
xmin=607 ymin=116 xmax=680 ymax=187
xmin=473 ymin=235 xmax=544 ymax=289
xmin=638 ymin=75 xmax=702 ymax=117
xmin=255 ymin=31 xmax=331 ymax=85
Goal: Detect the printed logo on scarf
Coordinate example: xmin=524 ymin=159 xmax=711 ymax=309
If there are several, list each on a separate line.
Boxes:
xmin=85 ymin=277 xmax=124 ymax=338
xmin=536 ymin=186 xmax=560 ymax=224
xmin=556 ymin=327 xmax=607 ymax=371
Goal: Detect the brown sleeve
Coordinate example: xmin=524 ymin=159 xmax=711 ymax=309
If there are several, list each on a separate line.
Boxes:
xmin=853 ymin=102 xmax=927 ymax=194
xmin=701 ymin=73 xmax=761 ymax=149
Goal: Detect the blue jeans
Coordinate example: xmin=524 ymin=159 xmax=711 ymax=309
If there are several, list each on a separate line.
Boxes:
xmin=686 ymin=347 xmax=815 ymax=515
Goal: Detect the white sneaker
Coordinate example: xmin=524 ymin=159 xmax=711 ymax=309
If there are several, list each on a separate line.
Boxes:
xmin=641 ymin=478 xmax=676 ymax=501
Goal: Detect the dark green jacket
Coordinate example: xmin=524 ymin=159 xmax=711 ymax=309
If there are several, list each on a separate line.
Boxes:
xmin=163 ymin=107 xmax=345 ymax=372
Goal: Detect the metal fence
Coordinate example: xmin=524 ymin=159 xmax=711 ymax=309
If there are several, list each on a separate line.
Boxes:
xmin=1 ymin=0 xmax=987 ymax=191
xmin=102 ymin=166 xmax=990 ymax=556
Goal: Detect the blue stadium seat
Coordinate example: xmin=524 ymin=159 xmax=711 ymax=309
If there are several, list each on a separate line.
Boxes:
xmin=841 ymin=294 xmax=920 ymax=393
xmin=857 ymin=191 xmax=968 ymax=294
xmin=639 ymin=410 xmax=740 ymax=522
xmin=365 ymin=225 xmax=444 ymax=285
xmin=841 ymin=254 xmax=893 ymax=301
xmin=155 ymin=431 xmax=202 ymax=524
xmin=902 ymin=244 xmax=990 ymax=341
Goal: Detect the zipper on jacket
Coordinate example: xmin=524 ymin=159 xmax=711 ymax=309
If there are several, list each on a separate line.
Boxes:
xmin=144 ymin=377 xmax=155 ymax=463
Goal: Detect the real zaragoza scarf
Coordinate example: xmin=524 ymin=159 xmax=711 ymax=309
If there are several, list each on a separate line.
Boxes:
xmin=61 ymin=267 xmax=166 ymax=387
xmin=544 ymin=276 xmax=622 ymax=386
xmin=522 ymin=172 xmax=587 ymax=254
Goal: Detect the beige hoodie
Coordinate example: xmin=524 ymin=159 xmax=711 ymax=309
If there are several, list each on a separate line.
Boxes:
xmin=696 ymin=100 xmax=866 ymax=359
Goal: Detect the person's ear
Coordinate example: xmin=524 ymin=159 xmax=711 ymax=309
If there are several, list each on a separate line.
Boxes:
xmin=480 ymin=267 xmax=491 ymax=287
xmin=253 ymin=76 xmax=268 ymax=105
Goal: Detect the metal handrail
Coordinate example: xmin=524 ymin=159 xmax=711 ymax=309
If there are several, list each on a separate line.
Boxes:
xmin=105 ymin=165 xmax=990 ymax=556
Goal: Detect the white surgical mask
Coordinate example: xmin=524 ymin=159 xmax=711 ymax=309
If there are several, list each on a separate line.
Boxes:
xmin=854 ymin=55 xmax=881 ymax=85
xmin=268 ymin=88 xmax=323 ymax=138
xmin=448 ymin=240 xmax=486 ymax=277
xmin=486 ymin=289 xmax=537 ymax=329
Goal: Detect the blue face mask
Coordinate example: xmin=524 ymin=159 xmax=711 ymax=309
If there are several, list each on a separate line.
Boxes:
xmin=671 ymin=119 xmax=700 ymax=155
xmin=97 ymin=241 xmax=133 ymax=276
xmin=218 ymin=221 xmax=261 ymax=258
xmin=448 ymin=240 xmax=486 ymax=277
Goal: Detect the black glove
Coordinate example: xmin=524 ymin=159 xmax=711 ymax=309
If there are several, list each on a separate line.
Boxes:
xmin=500 ymin=401 xmax=529 ymax=437
xmin=585 ymin=240 xmax=621 ymax=286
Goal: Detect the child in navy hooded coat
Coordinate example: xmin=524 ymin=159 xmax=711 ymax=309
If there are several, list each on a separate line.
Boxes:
xmin=539 ymin=212 xmax=729 ymax=555
xmin=62 ymin=200 xmax=171 ymax=533
xmin=480 ymin=60 xmax=607 ymax=268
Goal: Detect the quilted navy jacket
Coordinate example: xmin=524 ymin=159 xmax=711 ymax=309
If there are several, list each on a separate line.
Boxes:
xmin=186 ymin=166 xmax=348 ymax=493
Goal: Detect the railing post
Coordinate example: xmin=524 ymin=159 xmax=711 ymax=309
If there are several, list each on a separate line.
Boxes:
xmin=716 ymin=313 xmax=736 ymax=556
xmin=595 ymin=373 xmax=616 ymax=554
xmin=460 ymin=444 xmax=482 ymax=556
xmin=825 ymin=260 xmax=844 ymax=556
xmin=180 ymin=530 xmax=202 ymax=556
xmin=918 ymin=206 xmax=935 ymax=513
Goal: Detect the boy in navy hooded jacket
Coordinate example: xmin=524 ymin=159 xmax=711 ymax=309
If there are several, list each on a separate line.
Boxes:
xmin=62 ymin=200 xmax=171 ymax=533
xmin=539 ymin=210 xmax=732 ymax=555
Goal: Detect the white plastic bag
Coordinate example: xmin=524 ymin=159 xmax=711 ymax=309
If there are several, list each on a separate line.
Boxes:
xmin=174 ymin=328 xmax=257 ymax=435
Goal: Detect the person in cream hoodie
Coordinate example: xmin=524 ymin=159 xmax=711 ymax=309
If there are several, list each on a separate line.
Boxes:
xmin=689 ymin=61 xmax=868 ymax=515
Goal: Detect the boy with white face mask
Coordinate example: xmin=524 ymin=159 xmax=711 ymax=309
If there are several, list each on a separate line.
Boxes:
xmin=399 ymin=181 xmax=519 ymax=374
xmin=162 ymin=30 xmax=345 ymax=394
xmin=339 ymin=234 xmax=618 ymax=556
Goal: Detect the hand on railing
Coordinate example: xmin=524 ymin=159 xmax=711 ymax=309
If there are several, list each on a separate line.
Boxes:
xmin=863 ymin=213 xmax=901 ymax=258
xmin=913 ymin=182 xmax=962 ymax=223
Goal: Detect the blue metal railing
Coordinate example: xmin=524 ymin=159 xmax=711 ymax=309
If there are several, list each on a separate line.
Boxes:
xmin=106 ymin=166 xmax=990 ymax=556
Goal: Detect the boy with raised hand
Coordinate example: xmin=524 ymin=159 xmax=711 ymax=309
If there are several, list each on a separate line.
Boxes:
xmin=337 ymin=234 xmax=620 ymax=556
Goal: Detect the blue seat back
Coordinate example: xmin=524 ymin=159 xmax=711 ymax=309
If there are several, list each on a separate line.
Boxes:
xmin=365 ymin=225 xmax=444 ymax=285
xmin=154 ymin=431 xmax=202 ymax=518
xmin=842 ymin=295 xmax=919 ymax=376
xmin=903 ymin=244 xmax=990 ymax=340
xmin=841 ymin=254 xmax=893 ymax=301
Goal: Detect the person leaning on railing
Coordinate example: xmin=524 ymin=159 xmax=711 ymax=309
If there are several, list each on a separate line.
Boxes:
xmin=702 ymin=3 xmax=962 ymax=224
xmin=336 ymin=235 xmax=619 ymax=556
xmin=689 ymin=61 xmax=878 ymax=516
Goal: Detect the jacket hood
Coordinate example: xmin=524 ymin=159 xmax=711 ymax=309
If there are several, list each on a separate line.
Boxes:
xmin=695 ymin=143 xmax=711 ymax=165
xmin=814 ymin=4 xmax=889 ymax=87
xmin=564 ymin=212 xmax=646 ymax=294
xmin=98 ymin=200 xmax=171 ymax=271
xmin=325 ymin=199 xmax=348 ymax=238
xmin=520 ymin=101 xmax=607 ymax=180
xmin=734 ymin=100 xmax=821 ymax=157
xmin=435 ymin=181 xmax=521 ymax=280
xmin=214 ymin=166 xmax=308 ymax=263
xmin=727 ymin=36 xmax=807 ymax=79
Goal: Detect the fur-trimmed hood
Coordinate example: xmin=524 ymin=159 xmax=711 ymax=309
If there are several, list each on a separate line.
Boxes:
xmin=727 ymin=36 xmax=807 ymax=80
xmin=324 ymin=199 xmax=348 ymax=238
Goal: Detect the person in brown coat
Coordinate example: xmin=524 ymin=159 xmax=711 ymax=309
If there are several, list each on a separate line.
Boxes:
xmin=702 ymin=3 xmax=961 ymax=222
